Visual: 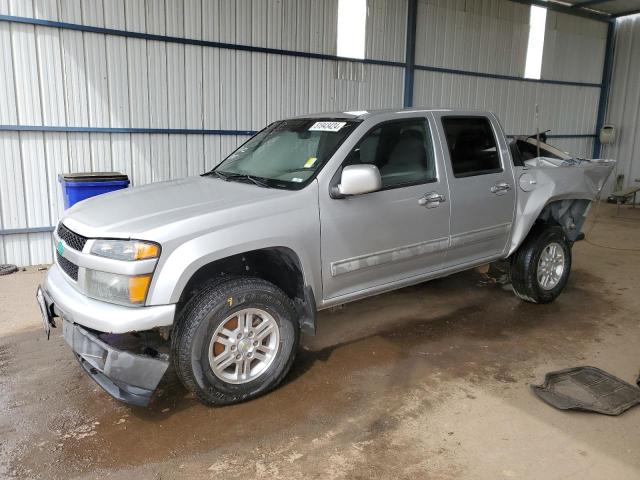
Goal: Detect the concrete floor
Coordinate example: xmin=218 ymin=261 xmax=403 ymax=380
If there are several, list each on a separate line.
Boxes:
xmin=1 ymin=203 xmax=639 ymax=479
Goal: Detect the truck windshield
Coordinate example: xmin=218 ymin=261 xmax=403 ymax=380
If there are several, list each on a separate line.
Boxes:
xmin=210 ymin=118 xmax=359 ymax=189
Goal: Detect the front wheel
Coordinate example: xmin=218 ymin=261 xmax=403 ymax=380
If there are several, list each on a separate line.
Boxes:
xmin=510 ymin=225 xmax=572 ymax=304
xmin=172 ymin=276 xmax=299 ymax=406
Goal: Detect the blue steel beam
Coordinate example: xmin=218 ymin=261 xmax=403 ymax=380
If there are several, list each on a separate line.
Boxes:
xmin=0 ymin=125 xmax=257 ymax=135
xmin=592 ymin=21 xmax=616 ymax=158
xmin=0 ymin=15 xmax=405 ymax=68
xmin=0 ymin=14 xmax=602 ymax=89
xmin=403 ymin=0 xmax=418 ymax=108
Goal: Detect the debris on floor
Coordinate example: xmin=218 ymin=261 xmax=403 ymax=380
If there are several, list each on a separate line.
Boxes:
xmin=476 ymin=262 xmax=510 ymax=287
xmin=532 ymin=366 xmax=640 ymax=416
xmin=0 ymin=264 xmax=18 ymax=276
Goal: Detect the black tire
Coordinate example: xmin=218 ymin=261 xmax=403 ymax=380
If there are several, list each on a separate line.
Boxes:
xmin=171 ymin=276 xmax=299 ymax=406
xmin=510 ymin=225 xmax=572 ymax=304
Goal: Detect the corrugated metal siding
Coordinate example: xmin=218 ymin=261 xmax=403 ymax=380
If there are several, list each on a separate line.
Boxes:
xmin=0 ymin=0 xmax=609 ymax=266
xmin=413 ymin=70 xmax=600 ymax=138
xmin=542 ymin=11 xmax=608 ymax=84
xmin=413 ymin=0 xmax=604 ymax=158
xmin=0 ymin=0 xmax=404 ymax=266
xmin=601 ymin=15 xmax=640 ymax=193
xmin=415 ymin=0 xmax=530 ymax=77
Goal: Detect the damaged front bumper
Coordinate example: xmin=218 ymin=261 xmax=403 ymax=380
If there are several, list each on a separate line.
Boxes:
xmin=41 ymin=264 xmax=175 ymax=407
xmin=62 ymin=319 xmax=169 ymax=407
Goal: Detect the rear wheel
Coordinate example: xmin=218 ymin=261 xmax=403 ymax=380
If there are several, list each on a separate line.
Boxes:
xmin=510 ymin=225 xmax=572 ymax=303
xmin=172 ymin=276 xmax=299 ymax=405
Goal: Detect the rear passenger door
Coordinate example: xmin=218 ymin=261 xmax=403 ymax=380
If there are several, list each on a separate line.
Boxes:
xmin=437 ymin=114 xmax=516 ymax=265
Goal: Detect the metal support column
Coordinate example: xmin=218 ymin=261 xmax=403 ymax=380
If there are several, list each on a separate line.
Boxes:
xmin=403 ymin=0 xmax=418 ymax=108
xmin=592 ymin=20 xmax=616 ymax=158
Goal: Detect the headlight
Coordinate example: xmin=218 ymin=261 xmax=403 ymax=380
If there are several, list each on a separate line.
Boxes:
xmin=85 ymin=270 xmax=152 ymax=306
xmin=87 ymin=239 xmax=159 ymax=305
xmin=91 ymin=240 xmax=159 ymax=261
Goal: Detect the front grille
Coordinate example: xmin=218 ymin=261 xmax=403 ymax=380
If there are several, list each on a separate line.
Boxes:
xmin=57 ymin=251 xmax=79 ymax=281
xmin=57 ymin=223 xmax=88 ymax=252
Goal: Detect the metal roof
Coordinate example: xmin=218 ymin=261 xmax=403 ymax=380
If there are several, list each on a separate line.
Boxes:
xmin=547 ymin=0 xmax=640 ymax=18
xmin=567 ymin=0 xmax=640 ymax=17
xmin=511 ymin=0 xmax=640 ymax=20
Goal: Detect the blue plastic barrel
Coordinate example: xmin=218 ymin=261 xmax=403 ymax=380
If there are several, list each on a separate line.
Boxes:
xmin=58 ymin=172 xmax=130 ymax=209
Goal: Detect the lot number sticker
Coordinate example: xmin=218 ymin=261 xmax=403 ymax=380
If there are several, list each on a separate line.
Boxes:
xmin=309 ymin=121 xmax=346 ymax=132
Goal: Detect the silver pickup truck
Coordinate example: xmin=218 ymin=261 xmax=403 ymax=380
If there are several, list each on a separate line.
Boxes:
xmin=37 ymin=109 xmax=613 ymax=407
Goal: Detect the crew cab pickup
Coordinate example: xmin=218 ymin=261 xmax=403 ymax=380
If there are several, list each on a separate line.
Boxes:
xmin=37 ymin=109 xmax=614 ymax=407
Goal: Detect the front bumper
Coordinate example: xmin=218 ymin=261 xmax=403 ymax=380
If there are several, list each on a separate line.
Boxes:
xmin=42 ymin=264 xmax=175 ymax=406
xmin=63 ymin=319 xmax=169 ymax=406
xmin=43 ymin=264 xmax=175 ymax=334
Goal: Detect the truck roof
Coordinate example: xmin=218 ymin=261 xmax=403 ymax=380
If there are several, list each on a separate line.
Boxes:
xmin=291 ymin=107 xmax=493 ymax=121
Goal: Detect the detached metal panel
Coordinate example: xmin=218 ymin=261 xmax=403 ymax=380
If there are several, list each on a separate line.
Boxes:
xmin=550 ymin=138 xmax=594 ymax=159
xmin=601 ymin=15 xmax=640 ymax=192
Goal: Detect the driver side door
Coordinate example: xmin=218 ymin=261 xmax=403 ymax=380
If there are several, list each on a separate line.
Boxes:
xmin=319 ymin=116 xmax=451 ymax=301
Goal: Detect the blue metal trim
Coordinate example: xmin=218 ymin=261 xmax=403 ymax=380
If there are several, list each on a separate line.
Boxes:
xmin=592 ymin=21 xmax=616 ymax=158
xmin=0 ymin=14 xmax=602 ymax=89
xmin=413 ymin=64 xmax=602 ymax=88
xmin=0 ymin=226 xmax=55 ymax=235
xmin=403 ymin=0 xmax=418 ymax=108
xmin=0 ymin=125 xmax=257 ymax=135
xmin=0 ymin=15 xmax=405 ymax=68
xmin=0 ymin=124 xmax=595 ymax=139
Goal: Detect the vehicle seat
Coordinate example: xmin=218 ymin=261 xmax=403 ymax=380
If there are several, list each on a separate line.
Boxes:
xmin=380 ymin=131 xmax=428 ymax=182
xmin=344 ymin=134 xmax=379 ymax=166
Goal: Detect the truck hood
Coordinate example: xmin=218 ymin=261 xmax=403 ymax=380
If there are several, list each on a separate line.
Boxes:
xmin=62 ymin=176 xmax=291 ymax=240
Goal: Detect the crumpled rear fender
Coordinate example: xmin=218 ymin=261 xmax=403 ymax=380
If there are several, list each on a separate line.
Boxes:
xmin=508 ymin=161 xmax=615 ymax=256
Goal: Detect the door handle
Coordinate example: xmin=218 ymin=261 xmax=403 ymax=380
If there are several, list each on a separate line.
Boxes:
xmin=490 ymin=182 xmax=512 ymax=195
xmin=418 ymin=192 xmax=446 ymax=208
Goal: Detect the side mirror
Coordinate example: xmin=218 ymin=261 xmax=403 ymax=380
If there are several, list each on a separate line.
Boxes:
xmin=334 ymin=165 xmax=382 ymax=197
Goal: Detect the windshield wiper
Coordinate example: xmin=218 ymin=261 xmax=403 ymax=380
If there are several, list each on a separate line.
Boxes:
xmin=208 ymin=170 xmax=272 ymax=188
xmin=235 ymin=174 xmax=272 ymax=188
xmin=204 ymin=170 xmax=229 ymax=180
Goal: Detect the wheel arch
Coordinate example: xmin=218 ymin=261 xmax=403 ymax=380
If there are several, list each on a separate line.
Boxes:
xmin=173 ymin=246 xmax=317 ymax=335
xmin=508 ymin=197 xmax=591 ymax=257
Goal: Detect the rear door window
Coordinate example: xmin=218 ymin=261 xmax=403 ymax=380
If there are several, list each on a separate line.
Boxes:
xmin=442 ymin=117 xmax=502 ymax=178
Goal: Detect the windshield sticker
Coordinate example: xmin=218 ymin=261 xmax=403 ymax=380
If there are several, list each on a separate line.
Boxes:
xmin=291 ymin=177 xmax=304 ymax=183
xmin=308 ymin=121 xmax=346 ymax=132
xmin=344 ymin=110 xmax=368 ymax=116
xmin=304 ymin=157 xmax=318 ymax=168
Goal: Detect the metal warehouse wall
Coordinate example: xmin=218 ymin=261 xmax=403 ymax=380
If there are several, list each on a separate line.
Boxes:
xmin=412 ymin=0 xmax=607 ymax=157
xmin=601 ymin=14 xmax=640 ymax=191
xmin=0 ymin=0 xmax=609 ymax=267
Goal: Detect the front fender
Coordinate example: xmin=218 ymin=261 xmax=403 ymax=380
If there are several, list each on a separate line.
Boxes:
xmin=146 ymin=206 xmax=321 ymax=306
